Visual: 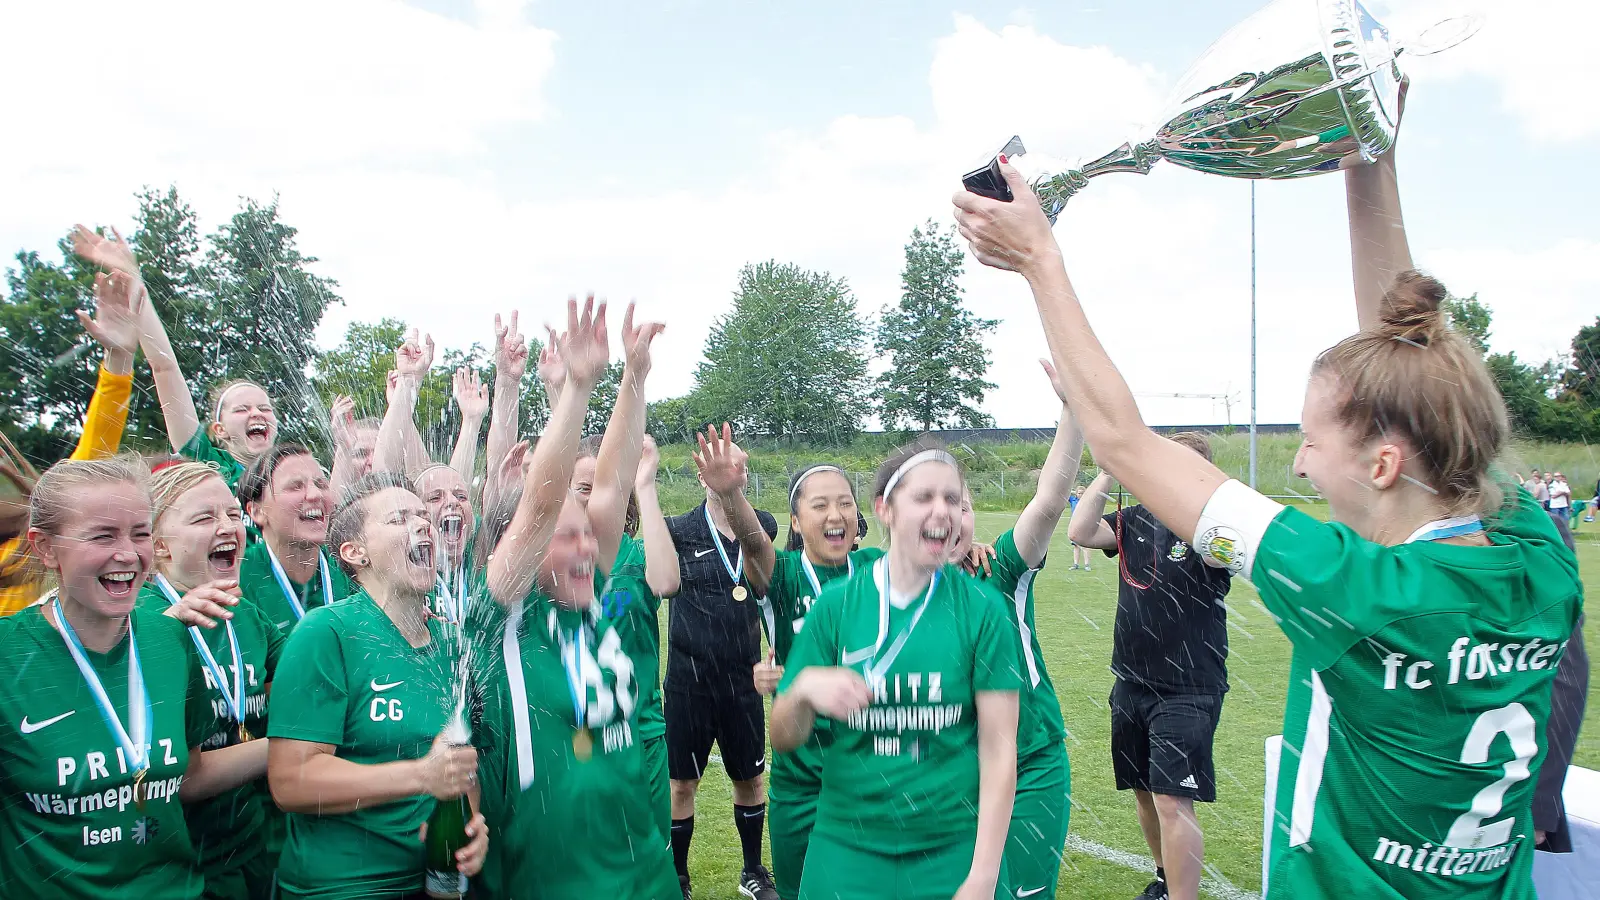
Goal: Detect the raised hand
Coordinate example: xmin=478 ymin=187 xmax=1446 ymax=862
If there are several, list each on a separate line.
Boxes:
xmin=329 ymin=395 xmax=358 ymax=450
xmin=619 ymin=302 xmax=666 ymax=380
xmin=951 ymin=159 xmax=1058 ymax=276
xmin=693 ymin=423 xmax=748 ymax=499
xmin=395 ymin=328 xmax=434 ymax=381
xmin=454 ymin=367 xmax=489 ymax=420
xmin=537 ymin=324 xmax=567 ymax=401
xmin=498 ymin=439 xmax=531 ymax=488
xmin=634 ymin=435 xmax=660 ymax=493
xmin=78 ymin=270 xmax=144 ymax=360
xmin=70 ymin=225 xmax=140 ymax=277
xmin=555 ymin=295 xmax=609 ymax=393
xmin=1040 ymin=358 xmax=1069 ymax=405
xmin=385 ymin=369 xmax=401 ymax=406
xmin=494 ymin=311 xmax=528 ymax=382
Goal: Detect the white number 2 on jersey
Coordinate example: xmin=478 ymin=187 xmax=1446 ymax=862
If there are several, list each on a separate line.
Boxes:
xmin=1445 ymin=702 xmax=1539 ymax=849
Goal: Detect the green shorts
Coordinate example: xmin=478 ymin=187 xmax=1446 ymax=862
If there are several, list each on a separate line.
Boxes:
xmin=643 ymin=732 xmax=671 ymax=844
xmin=769 ymin=757 xmax=821 ymax=900
xmin=1006 ymin=741 xmax=1071 ymax=900
xmin=799 ymin=829 xmax=1010 ymax=900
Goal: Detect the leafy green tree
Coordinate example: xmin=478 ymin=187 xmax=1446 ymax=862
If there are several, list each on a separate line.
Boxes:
xmin=1441 ymin=292 xmax=1492 ymax=356
xmin=0 ymin=242 xmax=98 ymax=465
xmin=693 ymin=261 xmax=871 ymax=442
xmin=876 ymin=221 xmax=998 ymax=431
xmin=1560 ymin=315 xmax=1600 ymax=405
xmin=203 ymin=195 xmax=341 ymax=447
xmin=647 ymin=395 xmax=703 ymax=445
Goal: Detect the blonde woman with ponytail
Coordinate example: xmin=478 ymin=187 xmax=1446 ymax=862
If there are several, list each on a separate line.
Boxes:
xmin=954 ymin=137 xmax=1582 ymax=899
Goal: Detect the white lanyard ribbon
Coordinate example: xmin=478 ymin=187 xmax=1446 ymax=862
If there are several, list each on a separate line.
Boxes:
xmin=549 ymin=605 xmax=595 ymax=732
xmin=1403 ymin=515 xmax=1484 ymax=545
xmin=154 ymin=575 xmax=245 ymax=727
xmin=703 ymin=504 xmax=743 ymax=584
xmin=434 ymin=559 xmax=469 ymax=623
xmin=265 ymin=544 xmax=333 ymax=621
xmin=800 ymin=552 xmax=853 ymax=598
xmin=841 ymin=558 xmax=936 ymax=680
xmin=54 ymin=599 xmax=151 ymax=773
xmin=502 ymin=602 xmax=536 ymax=790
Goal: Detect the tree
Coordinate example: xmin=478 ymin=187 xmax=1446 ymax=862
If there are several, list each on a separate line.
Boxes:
xmin=1441 ymin=292 xmax=1491 ymax=356
xmin=0 ymin=243 xmax=98 ymax=465
xmin=126 ymin=187 xmax=215 ymax=447
xmin=203 ymin=195 xmax=341 ymax=448
xmin=1560 ymin=315 xmax=1600 ymax=405
xmin=647 ymin=395 xmax=703 ymax=445
xmin=693 ymin=261 xmax=872 ymax=442
xmin=875 ymin=220 xmax=998 ymax=431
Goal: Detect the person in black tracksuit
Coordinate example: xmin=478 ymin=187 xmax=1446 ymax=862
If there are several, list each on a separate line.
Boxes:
xmin=664 ymin=445 xmax=779 ymax=900
xmin=1067 ymin=433 xmax=1232 ymax=900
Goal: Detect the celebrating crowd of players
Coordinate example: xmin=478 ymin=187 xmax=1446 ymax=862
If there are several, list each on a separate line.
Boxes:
xmin=0 ymin=132 xmax=1585 ymax=900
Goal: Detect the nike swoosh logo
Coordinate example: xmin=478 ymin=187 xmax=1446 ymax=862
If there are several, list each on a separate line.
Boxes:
xmin=371 ymin=679 xmax=404 ymax=692
xmin=20 ymin=711 xmax=76 ymax=734
xmin=694 ymin=548 xmax=716 ymax=558
xmin=1017 ymin=888 xmax=1048 ymax=898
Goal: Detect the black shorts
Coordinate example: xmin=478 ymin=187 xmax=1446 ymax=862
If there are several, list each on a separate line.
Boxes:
xmin=665 ymin=687 xmax=767 ymax=783
xmin=1109 ymin=679 xmax=1223 ymax=802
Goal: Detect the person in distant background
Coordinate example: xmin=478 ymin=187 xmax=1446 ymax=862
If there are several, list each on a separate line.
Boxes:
xmin=1067 ymin=486 xmax=1091 ymax=572
xmin=1547 ymin=473 xmax=1571 ymax=523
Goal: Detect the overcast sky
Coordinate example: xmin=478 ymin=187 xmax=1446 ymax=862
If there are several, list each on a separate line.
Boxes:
xmin=2 ymin=0 xmax=1595 ymax=427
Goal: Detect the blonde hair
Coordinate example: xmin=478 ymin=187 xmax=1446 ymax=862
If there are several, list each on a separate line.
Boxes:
xmin=1310 ymin=271 xmax=1508 ymax=514
xmin=148 ymin=461 xmax=228 ymax=532
xmin=209 ymin=379 xmax=269 ymax=425
xmin=1169 ymin=431 xmax=1214 ymax=463
xmin=28 ymin=455 xmax=151 ymax=538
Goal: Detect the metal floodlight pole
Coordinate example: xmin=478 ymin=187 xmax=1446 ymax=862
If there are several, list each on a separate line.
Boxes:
xmin=1249 ymin=181 xmax=1259 ymax=489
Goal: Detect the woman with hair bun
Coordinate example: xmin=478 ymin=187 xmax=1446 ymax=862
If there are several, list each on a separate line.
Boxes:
xmin=953 ymin=133 xmax=1582 ymax=899
xmin=770 ymin=437 xmax=1021 ymax=900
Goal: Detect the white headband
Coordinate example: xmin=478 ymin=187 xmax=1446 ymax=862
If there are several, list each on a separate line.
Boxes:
xmin=212 ymin=382 xmax=264 ymax=424
xmin=790 ymin=465 xmax=846 ymax=505
xmin=882 ymin=450 xmax=958 ymax=500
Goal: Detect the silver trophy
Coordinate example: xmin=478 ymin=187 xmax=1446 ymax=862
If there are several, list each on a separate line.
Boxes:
xmin=965 ymin=0 xmax=1469 ymax=221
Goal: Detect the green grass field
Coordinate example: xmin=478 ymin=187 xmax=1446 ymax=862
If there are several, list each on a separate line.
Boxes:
xmin=671 ymin=510 xmax=1600 ymax=900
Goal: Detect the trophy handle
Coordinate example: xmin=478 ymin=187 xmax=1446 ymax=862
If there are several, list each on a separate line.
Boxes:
xmin=1032 ymin=140 xmax=1161 ymax=223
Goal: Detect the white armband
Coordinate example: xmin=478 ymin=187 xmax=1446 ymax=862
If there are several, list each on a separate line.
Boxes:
xmin=1193 ymin=479 xmax=1283 ymax=581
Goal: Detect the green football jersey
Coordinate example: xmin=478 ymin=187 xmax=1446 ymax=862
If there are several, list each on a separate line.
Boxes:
xmin=0 ymin=604 xmax=212 ymax=899
xmin=180 ymin=430 xmax=248 ymax=488
xmin=238 ymin=540 xmax=355 ymax=639
xmin=1192 ymin=481 xmax=1584 ymax=900
xmin=778 ymin=558 xmax=1023 ymax=852
xmin=601 ymin=534 xmax=665 ymax=741
xmin=475 ymin=592 xmax=677 ymax=898
xmin=758 ymin=548 xmax=874 ymax=797
xmin=975 ymin=530 xmax=1066 ymax=759
xmin=266 ymin=592 xmax=460 ymax=900
xmin=136 ymin=580 xmax=285 ymax=886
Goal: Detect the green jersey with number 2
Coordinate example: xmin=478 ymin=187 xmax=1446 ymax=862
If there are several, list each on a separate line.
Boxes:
xmin=778 ymin=558 xmax=1022 ymax=852
xmin=1192 ymin=480 xmax=1583 ymax=900
xmin=267 ymin=591 xmax=459 ymax=900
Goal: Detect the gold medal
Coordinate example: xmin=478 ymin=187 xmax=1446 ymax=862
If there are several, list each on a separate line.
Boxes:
xmin=133 ymin=767 xmax=148 ymax=812
xmin=237 ymin=722 xmax=252 ymax=743
xmin=732 ymin=585 xmax=748 ymax=602
xmin=572 ymin=728 xmax=593 ymax=762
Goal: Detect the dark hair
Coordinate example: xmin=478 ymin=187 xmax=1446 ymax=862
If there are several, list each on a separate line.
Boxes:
xmin=326 ymin=471 xmax=416 ymax=580
xmin=1311 ymin=270 xmax=1507 ymax=514
xmin=872 ymin=436 xmax=963 ymax=501
xmin=236 ymin=443 xmax=317 ymax=511
xmin=784 ymin=463 xmax=866 ymax=552
xmin=575 ymin=434 xmax=640 ymax=537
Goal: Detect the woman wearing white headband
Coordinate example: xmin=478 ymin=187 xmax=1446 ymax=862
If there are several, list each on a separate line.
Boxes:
xmin=770 ymin=438 xmax=1021 ymax=900
xmin=708 ymin=451 xmax=871 ymax=900
xmin=952 ymin=132 xmax=1582 ymax=898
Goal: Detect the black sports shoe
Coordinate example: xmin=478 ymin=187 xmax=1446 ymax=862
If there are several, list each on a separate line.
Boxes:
xmin=739 ymin=865 xmax=779 ymax=900
xmin=1137 ymin=878 xmax=1169 ymax=900
xmin=679 ymin=874 xmax=692 ymax=900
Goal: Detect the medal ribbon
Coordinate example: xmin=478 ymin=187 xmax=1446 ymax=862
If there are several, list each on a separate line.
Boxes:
xmin=703 ymin=504 xmax=744 ymax=584
xmin=1404 ymin=515 xmax=1484 ymax=545
xmin=53 ymin=598 xmax=152 ymax=774
xmin=434 ymin=559 xmax=469 ymax=623
xmin=549 ymin=605 xmax=596 ymax=732
xmin=265 ymin=544 xmax=334 ymax=621
xmin=800 ymin=552 xmax=852 ymax=598
xmin=154 ymin=575 xmax=245 ymax=729
xmin=841 ymin=558 xmax=937 ymax=680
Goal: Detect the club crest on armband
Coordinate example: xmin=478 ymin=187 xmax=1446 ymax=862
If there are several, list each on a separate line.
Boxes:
xmin=1168 ymin=540 xmax=1189 ymax=562
xmin=1195 ymin=527 xmax=1245 ymax=574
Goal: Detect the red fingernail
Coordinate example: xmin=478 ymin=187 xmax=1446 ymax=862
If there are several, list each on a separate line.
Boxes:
xmin=998 ymin=154 xmax=1008 ymax=164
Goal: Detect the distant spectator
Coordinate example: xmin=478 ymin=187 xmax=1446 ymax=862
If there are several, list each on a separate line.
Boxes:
xmin=1525 ymin=469 xmax=1549 ymax=508
xmin=1548 ymin=473 xmax=1572 ymax=524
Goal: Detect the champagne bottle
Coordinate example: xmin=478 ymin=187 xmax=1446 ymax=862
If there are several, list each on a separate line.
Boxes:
xmin=424 ymin=718 xmax=471 ymax=899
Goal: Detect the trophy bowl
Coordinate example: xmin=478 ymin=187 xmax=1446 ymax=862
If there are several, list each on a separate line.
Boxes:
xmin=967 ymin=0 xmax=1412 ymax=221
